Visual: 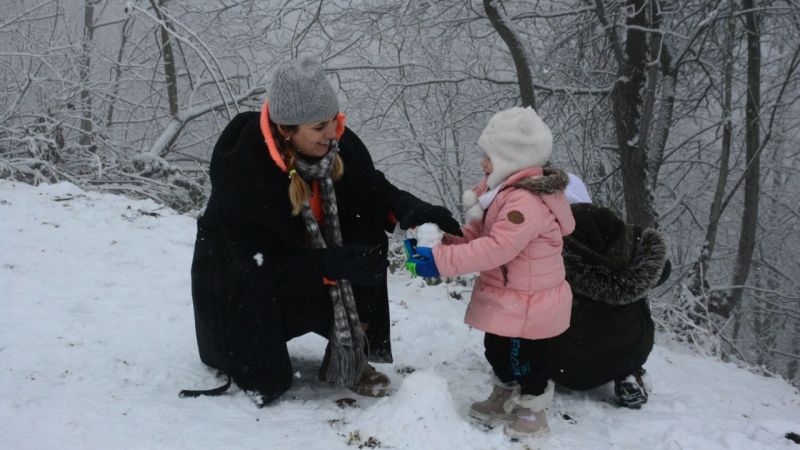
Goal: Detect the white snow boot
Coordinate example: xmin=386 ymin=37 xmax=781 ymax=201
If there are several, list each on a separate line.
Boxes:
xmin=503 ymin=380 xmax=554 ymax=440
xmin=469 ymin=377 xmax=518 ymax=423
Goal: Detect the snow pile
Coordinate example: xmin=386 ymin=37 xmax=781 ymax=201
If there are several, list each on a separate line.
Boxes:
xmin=352 ymin=371 xmax=504 ymax=449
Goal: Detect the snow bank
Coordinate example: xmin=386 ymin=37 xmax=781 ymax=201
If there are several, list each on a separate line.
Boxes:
xmin=1 ymin=180 xmax=799 ymax=450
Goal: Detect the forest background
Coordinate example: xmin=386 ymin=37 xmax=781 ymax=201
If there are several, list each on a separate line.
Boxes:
xmin=1 ymin=0 xmax=798 ymax=387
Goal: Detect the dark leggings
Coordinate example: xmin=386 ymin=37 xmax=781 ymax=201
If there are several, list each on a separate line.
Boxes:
xmin=484 ymin=333 xmax=549 ymax=396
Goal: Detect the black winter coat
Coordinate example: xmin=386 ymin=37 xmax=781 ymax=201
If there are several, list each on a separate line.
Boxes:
xmin=190 ymin=111 xmax=403 ymax=401
xmin=532 ymin=203 xmax=670 ymax=390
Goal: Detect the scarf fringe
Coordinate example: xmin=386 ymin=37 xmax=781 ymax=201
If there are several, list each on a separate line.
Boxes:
xmin=323 ymin=339 xmax=367 ymax=387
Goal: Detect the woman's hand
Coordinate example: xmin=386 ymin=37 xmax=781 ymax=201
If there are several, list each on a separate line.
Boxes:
xmin=322 ymin=244 xmax=387 ymax=285
xmin=394 ymin=195 xmax=462 ymax=236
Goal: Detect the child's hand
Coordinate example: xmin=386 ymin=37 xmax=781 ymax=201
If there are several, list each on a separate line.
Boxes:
xmin=403 ymin=239 xmax=440 ymax=278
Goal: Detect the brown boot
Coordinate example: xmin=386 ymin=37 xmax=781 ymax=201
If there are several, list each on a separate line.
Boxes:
xmin=503 ymin=380 xmax=554 ymax=440
xmin=504 ymin=408 xmax=549 ymax=439
xmin=469 ymin=378 xmax=517 ymax=423
xmin=350 ymin=364 xmax=391 ymax=397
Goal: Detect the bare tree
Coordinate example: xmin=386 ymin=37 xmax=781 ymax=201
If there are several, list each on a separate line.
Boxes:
xmin=689 ymin=1 xmax=736 ymax=300
xmin=78 ymin=0 xmax=99 ymax=146
xmin=721 ymin=0 xmax=763 ymax=319
xmin=149 ymin=0 xmax=179 ymax=119
xmin=483 ymin=0 xmax=536 ymax=108
xmin=594 ymin=0 xmax=657 ymax=227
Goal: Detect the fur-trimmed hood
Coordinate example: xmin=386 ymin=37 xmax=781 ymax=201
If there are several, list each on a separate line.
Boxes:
xmin=513 ymin=167 xmax=569 ymax=195
xmin=462 ymin=167 xmax=570 ymax=222
xmin=563 ymin=203 xmax=667 ymax=305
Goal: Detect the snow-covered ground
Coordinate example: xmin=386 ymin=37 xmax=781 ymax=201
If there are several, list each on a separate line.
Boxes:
xmin=1 ymin=180 xmax=799 ymax=450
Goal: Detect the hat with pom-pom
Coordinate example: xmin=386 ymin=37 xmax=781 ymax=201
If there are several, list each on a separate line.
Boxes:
xmin=478 ymin=106 xmax=552 ymax=189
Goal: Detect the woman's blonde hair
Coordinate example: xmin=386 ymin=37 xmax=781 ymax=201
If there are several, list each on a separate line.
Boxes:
xmin=271 ymin=121 xmax=344 ymax=216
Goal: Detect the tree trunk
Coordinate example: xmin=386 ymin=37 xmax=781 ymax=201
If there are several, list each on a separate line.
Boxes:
xmin=715 ymin=0 xmax=761 ymax=318
xmin=647 ymin=46 xmax=674 ymax=191
xmin=483 ymin=0 xmax=536 ymax=108
xmin=79 ymin=0 xmax=98 ymax=146
xmin=690 ymin=0 xmax=736 ymax=297
xmin=605 ymin=0 xmax=658 ymax=228
xmin=106 ymin=18 xmax=133 ymax=128
xmin=149 ymin=0 xmax=179 ymax=119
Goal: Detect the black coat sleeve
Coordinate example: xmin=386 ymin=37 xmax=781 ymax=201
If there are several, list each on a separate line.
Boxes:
xmin=338 ymin=128 xmax=404 ymax=229
xmin=207 ymin=113 xmax=330 ymax=301
xmin=338 ymin=128 xmax=463 ymax=235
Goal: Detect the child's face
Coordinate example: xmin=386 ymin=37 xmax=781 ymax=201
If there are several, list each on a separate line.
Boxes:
xmin=481 ymin=157 xmax=493 ymax=176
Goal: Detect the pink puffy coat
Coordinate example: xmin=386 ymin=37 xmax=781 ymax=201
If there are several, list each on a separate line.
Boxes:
xmin=433 ymin=167 xmax=575 ymax=339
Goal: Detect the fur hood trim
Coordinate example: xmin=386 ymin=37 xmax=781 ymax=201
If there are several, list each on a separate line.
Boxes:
xmin=462 ymin=167 xmax=569 ymax=221
xmin=513 ymin=167 xmax=569 ymax=196
xmin=564 ymin=227 xmax=667 ymax=305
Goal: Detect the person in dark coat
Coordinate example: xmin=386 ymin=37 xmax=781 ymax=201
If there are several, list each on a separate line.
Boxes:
xmin=530 ymin=174 xmax=671 ymax=408
xmin=184 ymin=57 xmax=461 ymax=405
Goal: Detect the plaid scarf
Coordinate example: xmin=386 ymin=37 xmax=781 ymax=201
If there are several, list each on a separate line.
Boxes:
xmin=293 ymin=142 xmax=367 ymax=387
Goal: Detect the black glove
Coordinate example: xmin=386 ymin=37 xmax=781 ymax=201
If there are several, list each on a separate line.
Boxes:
xmin=322 ymin=244 xmax=386 ymax=285
xmin=393 ymin=195 xmax=463 ymax=236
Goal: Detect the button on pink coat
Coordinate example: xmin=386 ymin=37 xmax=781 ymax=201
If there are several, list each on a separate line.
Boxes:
xmin=433 ymin=167 xmax=576 ymax=340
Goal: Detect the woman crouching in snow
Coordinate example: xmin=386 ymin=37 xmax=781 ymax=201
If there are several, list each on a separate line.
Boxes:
xmin=405 ymin=106 xmax=575 ymax=438
xmin=530 ymin=174 xmax=671 ymax=409
xmin=185 ymin=57 xmax=461 ymax=405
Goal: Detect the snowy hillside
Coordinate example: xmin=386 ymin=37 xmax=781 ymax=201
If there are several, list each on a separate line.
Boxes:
xmin=1 ymin=180 xmax=799 ymax=450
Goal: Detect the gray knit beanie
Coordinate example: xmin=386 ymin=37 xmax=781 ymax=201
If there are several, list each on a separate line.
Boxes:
xmin=268 ymin=57 xmax=339 ymax=125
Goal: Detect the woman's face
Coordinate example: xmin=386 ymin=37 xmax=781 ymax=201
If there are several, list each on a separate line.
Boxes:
xmin=481 ymin=156 xmax=494 ymax=176
xmin=284 ymin=116 xmax=338 ymax=158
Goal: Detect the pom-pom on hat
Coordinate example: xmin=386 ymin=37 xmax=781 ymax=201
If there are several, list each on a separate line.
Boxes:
xmin=269 ymin=56 xmax=339 ymax=125
xmin=462 ymin=189 xmax=484 ymax=221
xmin=478 ymin=106 xmax=553 ymax=189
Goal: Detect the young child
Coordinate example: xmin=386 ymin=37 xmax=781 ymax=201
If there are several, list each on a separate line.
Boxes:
xmin=405 ymin=106 xmax=575 ymax=438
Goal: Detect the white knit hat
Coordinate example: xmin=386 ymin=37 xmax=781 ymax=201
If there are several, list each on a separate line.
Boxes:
xmin=478 ymin=106 xmax=552 ymax=189
xmin=566 ymin=172 xmax=592 ymax=204
xmin=269 ymin=56 xmax=339 ymax=125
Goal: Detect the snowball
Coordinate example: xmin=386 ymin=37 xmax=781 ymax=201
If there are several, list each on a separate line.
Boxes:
xmin=415 ymin=223 xmax=443 ymax=247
